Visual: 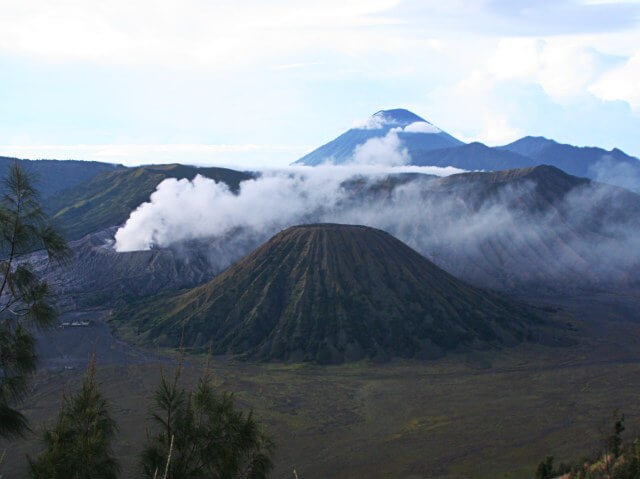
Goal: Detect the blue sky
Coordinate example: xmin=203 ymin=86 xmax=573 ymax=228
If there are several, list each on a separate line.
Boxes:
xmin=1 ymin=0 xmax=639 ymax=167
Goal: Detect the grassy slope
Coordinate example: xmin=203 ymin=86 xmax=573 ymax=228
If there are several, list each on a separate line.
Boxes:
xmin=6 ymin=307 xmax=640 ymax=479
xmin=0 ymin=156 xmax=124 ymax=198
xmin=48 ymin=164 xmax=253 ymax=240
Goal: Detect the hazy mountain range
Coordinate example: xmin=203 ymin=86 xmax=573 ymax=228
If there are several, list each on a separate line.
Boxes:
xmin=293 ymin=109 xmax=640 ymax=191
xmin=4 ymin=108 xmax=639 ymax=362
xmin=17 ymin=164 xmax=638 ymax=319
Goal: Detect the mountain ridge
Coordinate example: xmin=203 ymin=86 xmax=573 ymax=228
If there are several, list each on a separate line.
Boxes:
xmin=0 ymin=156 xmax=124 ymax=197
xmin=500 ymin=135 xmax=640 ymax=181
xmin=371 ymin=108 xmax=426 ymax=125
xmin=293 ymin=109 xmax=463 ymax=166
xmin=293 ymin=109 xmax=640 ymax=190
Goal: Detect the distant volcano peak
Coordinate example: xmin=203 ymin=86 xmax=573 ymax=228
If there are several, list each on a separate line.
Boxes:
xmin=293 ymin=108 xmax=463 ymax=166
xmin=371 ymin=108 xmax=428 ymax=126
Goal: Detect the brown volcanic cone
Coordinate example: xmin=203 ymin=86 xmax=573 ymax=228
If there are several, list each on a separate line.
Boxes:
xmin=115 ymin=224 xmax=550 ymax=363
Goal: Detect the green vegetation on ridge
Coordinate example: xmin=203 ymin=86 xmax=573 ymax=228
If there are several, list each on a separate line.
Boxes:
xmin=48 ymin=164 xmax=253 ymax=241
xmin=0 ymin=156 xmax=123 ymax=198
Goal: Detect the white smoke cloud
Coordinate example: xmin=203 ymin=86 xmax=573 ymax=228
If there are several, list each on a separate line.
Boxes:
xmin=114 ymin=165 xmax=463 ymax=252
xmin=588 ymin=155 xmax=640 ymax=192
xmin=352 ymin=112 xmax=392 ymax=130
xmin=590 ymin=51 xmax=640 ymax=112
xmin=347 ymin=120 xmax=445 ymax=167
xmin=114 ymin=164 xmax=640 ymax=292
xmin=351 ymin=129 xmax=410 ymax=166
xmin=402 ymin=121 xmax=442 ymax=134
xmin=115 ymin=172 xmax=339 ymax=252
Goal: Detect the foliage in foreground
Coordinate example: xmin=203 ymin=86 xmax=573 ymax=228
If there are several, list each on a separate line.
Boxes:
xmin=0 ymin=163 xmax=69 ymax=438
xmin=536 ymin=413 xmax=640 ymax=479
xmin=141 ymin=367 xmax=274 ymax=479
xmin=28 ymin=358 xmax=119 ymax=479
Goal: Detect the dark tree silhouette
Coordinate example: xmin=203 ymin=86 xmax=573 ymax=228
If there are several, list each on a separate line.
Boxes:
xmin=28 ymin=357 xmax=119 ymax=478
xmin=0 ymin=163 xmax=69 ymax=438
xmin=142 ymin=367 xmax=274 ymax=479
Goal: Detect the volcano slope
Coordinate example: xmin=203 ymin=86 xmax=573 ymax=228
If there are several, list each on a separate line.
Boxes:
xmin=113 ymin=224 xmax=559 ymax=363
xmin=26 ymin=227 xmax=233 ymax=311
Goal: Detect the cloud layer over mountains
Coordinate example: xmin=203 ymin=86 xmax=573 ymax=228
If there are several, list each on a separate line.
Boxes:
xmin=114 ymin=165 xmax=640 ymax=291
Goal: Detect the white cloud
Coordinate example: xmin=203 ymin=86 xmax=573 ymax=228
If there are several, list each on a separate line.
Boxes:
xmin=351 ymin=129 xmax=410 ymax=165
xmin=272 ymin=61 xmax=323 ymax=70
xmin=589 ymin=155 xmax=640 ymax=190
xmin=352 ymin=112 xmax=397 ymax=130
xmin=486 ymin=38 xmax=544 ymax=80
xmin=2 ymin=0 xmax=640 ymax=160
xmin=426 ymin=68 xmax=525 ymax=146
xmin=474 ymin=116 xmax=524 ymax=145
xmin=110 ymin=165 xmax=640 ymax=292
xmin=114 ymin=164 xmax=465 ymax=251
xmin=353 ymin=116 xmax=443 ymax=134
xmin=0 ymin=144 xmax=310 ymax=168
xmin=402 ymin=121 xmax=442 ymax=134
xmin=353 ymin=116 xmax=386 ymax=130
xmin=424 ymin=34 xmax=639 ymax=146
xmin=582 ymin=0 xmax=640 ymax=4
xmin=487 ymin=38 xmax=606 ymax=103
xmin=590 ymin=51 xmax=640 ymax=110
xmin=0 ymin=0 xmax=403 ymax=68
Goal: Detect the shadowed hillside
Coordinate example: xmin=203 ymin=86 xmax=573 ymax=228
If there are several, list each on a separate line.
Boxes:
xmin=48 ymin=163 xmax=253 ymax=240
xmin=410 ymin=142 xmax=537 ymax=170
xmin=27 ymin=228 xmax=228 ymax=311
xmin=0 ymin=155 xmax=123 ymax=197
xmin=415 ymin=166 xmax=640 ymax=291
xmin=300 ymin=166 xmax=640 ymax=293
xmin=501 ymin=136 xmax=640 ymax=183
xmin=113 ymin=224 xmax=558 ymax=363
xmin=32 ymin=165 xmax=640 ymax=314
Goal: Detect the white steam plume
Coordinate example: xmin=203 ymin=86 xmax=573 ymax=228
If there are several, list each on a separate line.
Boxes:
xmin=351 ymin=129 xmax=410 ymax=166
xmin=114 ymin=165 xmax=640 ymax=291
xmin=347 ymin=121 xmax=443 ymax=166
xmin=115 ymin=165 xmax=462 ymax=252
xmin=589 ymin=155 xmax=640 ymax=193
